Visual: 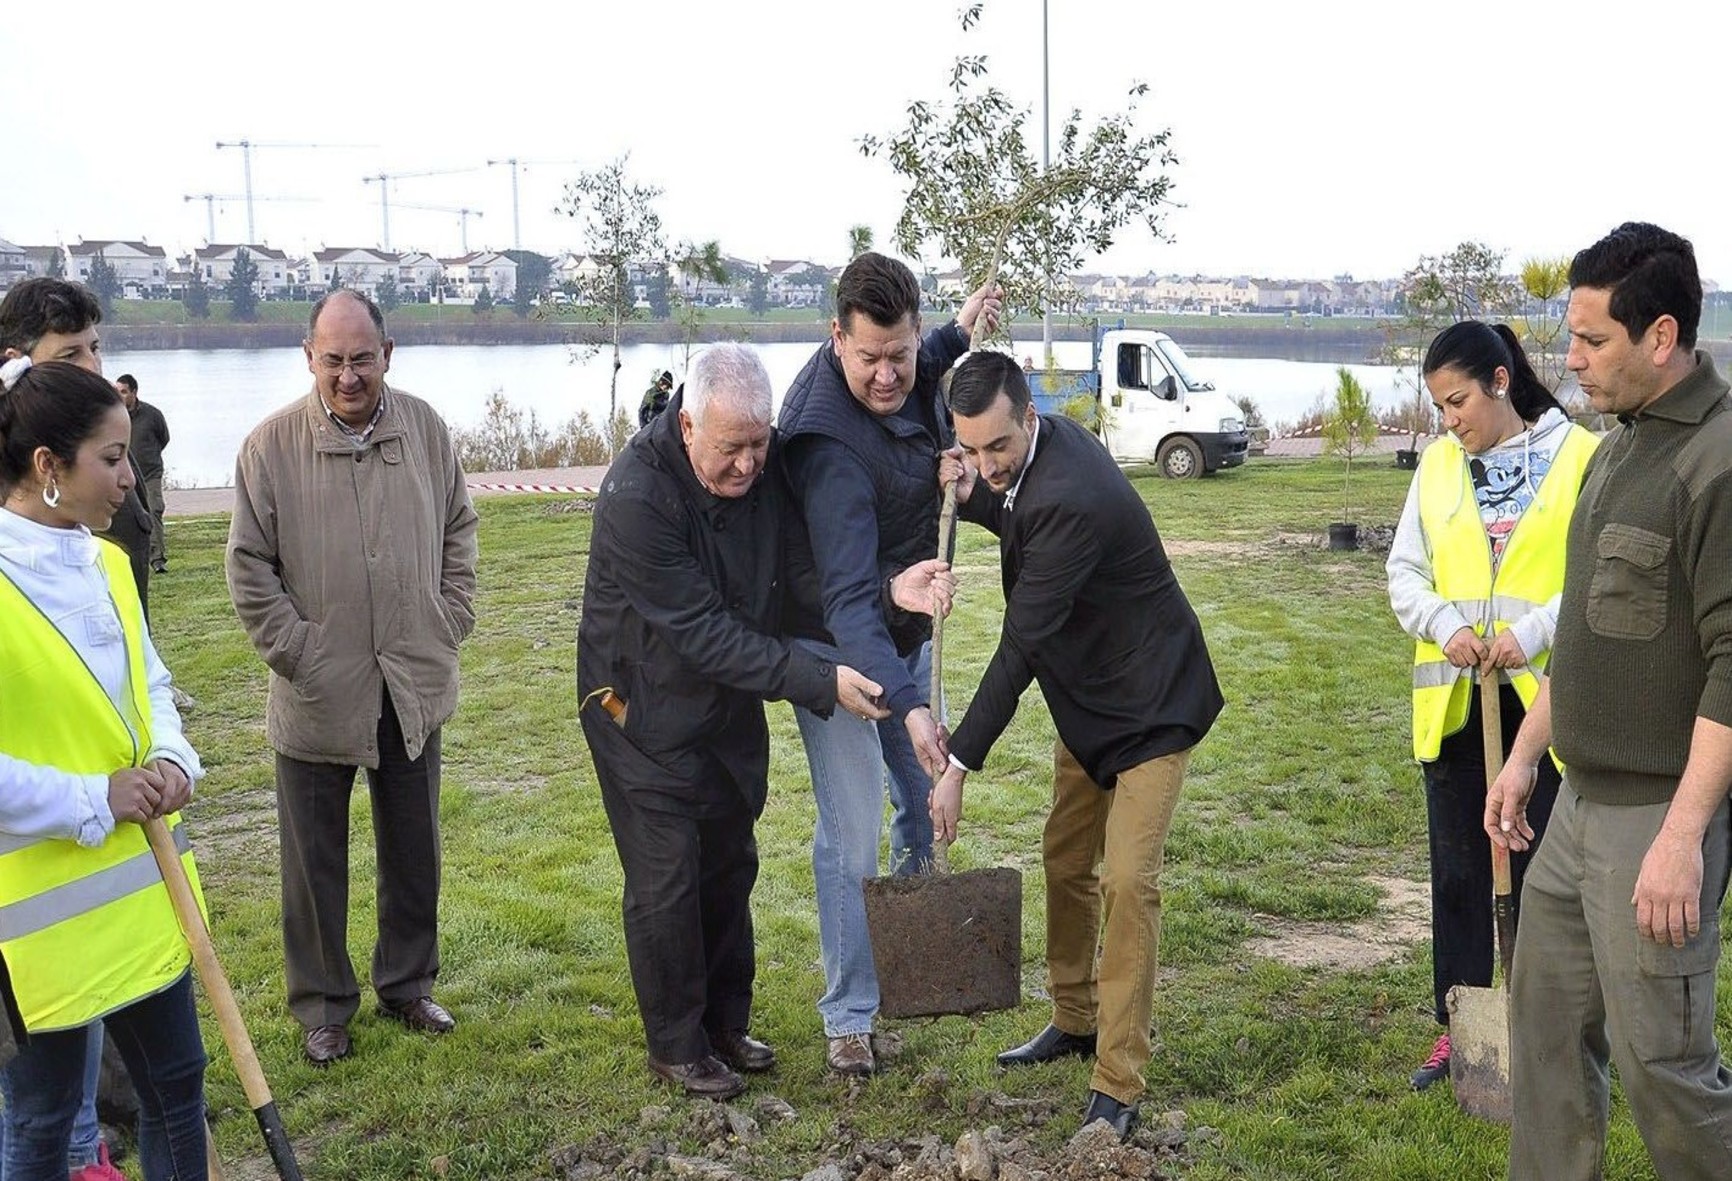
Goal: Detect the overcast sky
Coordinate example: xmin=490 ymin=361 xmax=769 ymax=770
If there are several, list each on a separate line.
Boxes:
xmin=6 ymin=0 xmax=1728 ymax=284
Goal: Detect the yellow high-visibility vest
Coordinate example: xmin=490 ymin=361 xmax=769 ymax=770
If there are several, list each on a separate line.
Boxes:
xmin=1411 ymin=426 xmax=1599 ymax=760
xmin=0 ymin=540 xmax=202 ymax=1033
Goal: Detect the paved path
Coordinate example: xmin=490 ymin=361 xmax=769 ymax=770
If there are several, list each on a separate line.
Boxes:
xmin=165 ymin=466 xmax=611 ymax=518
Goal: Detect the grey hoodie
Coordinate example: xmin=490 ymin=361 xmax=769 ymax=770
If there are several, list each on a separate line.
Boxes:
xmin=1386 ymin=407 xmax=1577 ymax=670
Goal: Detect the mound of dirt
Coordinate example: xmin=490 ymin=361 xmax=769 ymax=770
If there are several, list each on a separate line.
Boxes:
xmin=550 ymin=1089 xmax=1212 ymax=1181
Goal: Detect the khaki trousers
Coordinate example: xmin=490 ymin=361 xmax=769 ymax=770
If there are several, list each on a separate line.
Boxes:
xmin=1044 ymin=740 xmax=1189 ymax=1104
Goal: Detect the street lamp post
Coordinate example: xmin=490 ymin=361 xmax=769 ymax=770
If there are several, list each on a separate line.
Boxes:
xmin=1041 ymin=0 xmax=1052 ymax=367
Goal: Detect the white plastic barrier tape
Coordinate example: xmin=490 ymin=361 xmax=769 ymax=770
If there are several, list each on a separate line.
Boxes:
xmin=465 ymin=482 xmax=599 ymax=494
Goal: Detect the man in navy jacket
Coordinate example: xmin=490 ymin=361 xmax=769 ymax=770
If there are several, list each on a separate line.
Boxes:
xmin=933 ymin=350 xmax=1222 ymax=1138
xmin=777 ymin=253 xmax=997 ymax=1075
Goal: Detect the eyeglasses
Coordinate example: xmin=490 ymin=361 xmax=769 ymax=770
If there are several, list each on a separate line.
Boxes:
xmin=315 ymin=355 xmax=380 ymax=376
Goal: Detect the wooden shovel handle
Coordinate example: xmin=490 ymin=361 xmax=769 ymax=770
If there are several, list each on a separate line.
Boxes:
xmin=930 ymin=482 xmax=959 ymax=875
xmin=1478 ymin=676 xmax=1512 ymax=899
xmin=145 ymin=818 xmax=305 ymax=1181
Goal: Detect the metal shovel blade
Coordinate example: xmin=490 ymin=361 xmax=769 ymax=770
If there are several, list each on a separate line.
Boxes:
xmin=864 ymin=866 xmax=1022 ymax=1019
xmin=1444 ymin=675 xmax=1517 ymax=1125
xmin=1446 ymin=982 xmax=1512 ymax=1123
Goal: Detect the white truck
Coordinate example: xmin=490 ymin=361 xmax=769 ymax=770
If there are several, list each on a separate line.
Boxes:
xmin=1027 ymin=327 xmax=1249 ymax=478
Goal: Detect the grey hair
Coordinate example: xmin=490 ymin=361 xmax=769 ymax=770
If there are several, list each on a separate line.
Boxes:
xmin=685 ymin=343 xmax=772 ymax=426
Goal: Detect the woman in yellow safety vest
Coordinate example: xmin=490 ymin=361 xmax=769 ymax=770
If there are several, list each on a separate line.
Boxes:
xmin=0 ymin=359 xmax=208 ymax=1181
xmin=1386 ymin=320 xmax=1599 ymax=1093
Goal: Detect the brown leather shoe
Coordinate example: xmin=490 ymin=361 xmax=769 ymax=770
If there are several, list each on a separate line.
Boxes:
xmin=711 ymin=1029 xmax=775 ymax=1073
xmin=827 ymin=1032 xmax=875 ymax=1076
xmin=378 ymin=996 xmax=456 ymax=1034
xmin=303 ymin=1024 xmax=351 ymax=1066
xmin=647 ymin=1054 xmax=747 ymax=1099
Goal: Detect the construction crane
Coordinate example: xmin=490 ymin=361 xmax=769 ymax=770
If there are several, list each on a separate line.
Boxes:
xmin=182 ymin=193 xmax=314 ymax=245
xmin=393 ymin=203 xmax=486 ymax=254
xmin=361 ymin=166 xmax=483 ymax=251
xmin=486 ymin=157 xmax=581 ymax=251
xmin=214 ymin=139 xmax=373 ymax=242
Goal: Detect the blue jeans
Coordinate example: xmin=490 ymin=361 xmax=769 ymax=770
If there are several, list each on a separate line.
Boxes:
xmin=0 ymin=1024 xmax=104 ymax=1170
xmin=794 ymin=642 xmax=934 ymax=1036
xmin=0 ymin=972 xmax=206 ymax=1181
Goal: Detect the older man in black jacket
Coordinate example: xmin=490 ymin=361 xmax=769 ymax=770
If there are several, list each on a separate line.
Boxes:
xmin=578 ymin=343 xmax=889 ymax=1101
xmin=932 ymin=351 xmax=1223 ymax=1139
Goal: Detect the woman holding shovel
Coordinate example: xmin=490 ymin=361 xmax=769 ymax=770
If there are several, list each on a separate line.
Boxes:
xmin=0 ymin=359 xmax=209 ymax=1180
xmin=1386 ymin=321 xmax=1598 ymax=1091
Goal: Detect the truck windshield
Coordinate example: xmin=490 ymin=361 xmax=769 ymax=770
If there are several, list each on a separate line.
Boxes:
xmin=1157 ymin=339 xmax=1215 ymax=391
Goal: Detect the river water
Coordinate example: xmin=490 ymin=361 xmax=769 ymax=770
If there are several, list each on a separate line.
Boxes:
xmin=103 ymin=337 xmax=1409 ymax=488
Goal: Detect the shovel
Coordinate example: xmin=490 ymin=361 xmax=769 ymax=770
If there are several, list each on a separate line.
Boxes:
xmin=1444 ymin=675 xmax=1517 ymax=1123
xmin=144 ymin=818 xmax=306 ymax=1180
xmin=864 ymin=482 xmax=1023 ymax=1019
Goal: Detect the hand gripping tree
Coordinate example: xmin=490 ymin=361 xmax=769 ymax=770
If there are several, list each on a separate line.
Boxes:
xmin=860 ymin=3 xmax=1176 ymax=352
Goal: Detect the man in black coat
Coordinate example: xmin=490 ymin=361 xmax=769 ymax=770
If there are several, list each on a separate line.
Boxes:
xmin=931 ymin=351 xmax=1223 ymax=1139
xmin=577 ymin=343 xmax=889 ymax=1101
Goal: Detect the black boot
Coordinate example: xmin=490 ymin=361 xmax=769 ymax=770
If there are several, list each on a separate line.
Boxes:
xmin=996 ymin=1023 xmax=1097 ymax=1067
xmin=1081 ymin=1090 xmax=1139 ymax=1140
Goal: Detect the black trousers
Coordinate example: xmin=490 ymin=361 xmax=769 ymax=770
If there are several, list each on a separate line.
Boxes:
xmin=274 ymin=690 xmax=443 ymax=1029
xmin=595 ymin=771 xmax=758 ymax=1064
xmin=1422 ymin=680 xmax=1560 ymax=1026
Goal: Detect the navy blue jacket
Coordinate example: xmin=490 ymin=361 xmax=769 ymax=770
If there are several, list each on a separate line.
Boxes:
xmin=778 ymin=322 xmax=969 ymax=718
xmin=949 ymin=414 xmax=1223 ymax=786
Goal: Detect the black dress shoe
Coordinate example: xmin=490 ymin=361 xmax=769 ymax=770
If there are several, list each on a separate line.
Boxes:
xmin=378 ymin=995 xmax=456 ymax=1034
xmin=303 ymin=1024 xmax=351 ymax=1066
xmin=711 ymin=1029 xmax=776 ymax=1073
xmin=1081 ymin=1089 xmax=1139 ymax=1140
xmin=997 ymin=1023 xmax=1097 ymax=1067
xmin=647 ymin=1054 xmax=747 ymax=1099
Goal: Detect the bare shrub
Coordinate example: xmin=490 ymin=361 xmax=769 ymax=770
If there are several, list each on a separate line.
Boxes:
xmin=453 ymin=390 xmax=634 ymax=472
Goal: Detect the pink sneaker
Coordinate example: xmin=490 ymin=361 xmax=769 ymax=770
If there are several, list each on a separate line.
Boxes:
xmin=1410 ymin=1032 xmax=1451 ymax=1091
xmin=69 ymin=1142 xmax=129 ymax=1181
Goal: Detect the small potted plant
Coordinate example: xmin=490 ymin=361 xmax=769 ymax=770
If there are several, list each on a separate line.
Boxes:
xmin=1394 ymin=385 xmax=1431 ymax=470
xmin=1322 ymin=367 xmax=1379 ymax=550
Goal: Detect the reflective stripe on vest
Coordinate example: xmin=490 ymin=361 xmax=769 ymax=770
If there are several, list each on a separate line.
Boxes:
xmin=0 ymin=823 xmax=190 ymax=940
xmin=1410 ymin=427 xmax=1600 ymax=760
xmin=0 ymin=541 xmax=201 ymax=1032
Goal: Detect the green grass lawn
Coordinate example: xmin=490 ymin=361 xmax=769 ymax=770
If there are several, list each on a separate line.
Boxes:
xmin=153 ymin=459 xmax=1728 ymax=1179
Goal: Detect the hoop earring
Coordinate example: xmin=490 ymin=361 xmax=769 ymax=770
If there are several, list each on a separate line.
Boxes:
xmin=42 ymin=480 xmax=61 ymax=509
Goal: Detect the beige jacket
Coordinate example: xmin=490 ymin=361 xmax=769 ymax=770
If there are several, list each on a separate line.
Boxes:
xmin=226 ymin=386 xmax=479 ymax=766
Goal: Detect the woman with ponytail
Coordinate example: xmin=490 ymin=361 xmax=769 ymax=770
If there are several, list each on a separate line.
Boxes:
xmin=1385 ymin=320 xmax=1599 ymax=1091
xmin=0 ymin=360 xmax=208 ymax=1180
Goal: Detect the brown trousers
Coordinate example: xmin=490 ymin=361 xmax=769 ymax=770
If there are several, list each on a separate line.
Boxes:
xmin=1045 ymin=741 xmax=1188 ymax=1104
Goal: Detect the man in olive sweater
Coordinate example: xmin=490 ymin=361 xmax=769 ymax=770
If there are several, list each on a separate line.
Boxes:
xmin=1487 ymin=222 xmax=1732 ymax=1180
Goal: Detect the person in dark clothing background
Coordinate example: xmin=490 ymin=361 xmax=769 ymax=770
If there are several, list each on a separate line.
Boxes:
xmin=639 ymin=369 xmax=674 ymax=427
xmin=116 ymin=372 xmax=171 ymax=573
xmin=578 ymin=342 xmax=898 ymax=1101
xmin=932 ymin=350 xmax=1222 ymax=1140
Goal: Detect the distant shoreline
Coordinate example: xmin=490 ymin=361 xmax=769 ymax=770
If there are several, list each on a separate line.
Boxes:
xmin=102 ymin=314 xmax=1394 ymax=361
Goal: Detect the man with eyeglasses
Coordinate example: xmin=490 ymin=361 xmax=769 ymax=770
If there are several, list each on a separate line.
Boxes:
xmin=226 ymin=289 xmax=479 ymax=1066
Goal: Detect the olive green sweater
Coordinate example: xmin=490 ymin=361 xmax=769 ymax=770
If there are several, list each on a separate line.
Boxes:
xmin=1551 ymin=354 xmax=1732 ymax=805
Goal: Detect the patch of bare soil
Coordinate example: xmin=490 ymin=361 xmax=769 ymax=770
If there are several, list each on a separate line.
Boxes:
xmin=465 ymin=772 xmax=551 ymax=797
xmin=1271 ymin=525 xmax=1397 ymax=555
xmin=542 ymin=499 xmax=597 ymax=516
xmin=186 ymin=786 xmax=279 ymax=862
xmin=551 ymin=1089 xmax=1214 ymax=1180
xmin=1162 ymin=539 xmax=1267 ymax=560
xmin=1244 ymin=875 xmax=1429 ymax=972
